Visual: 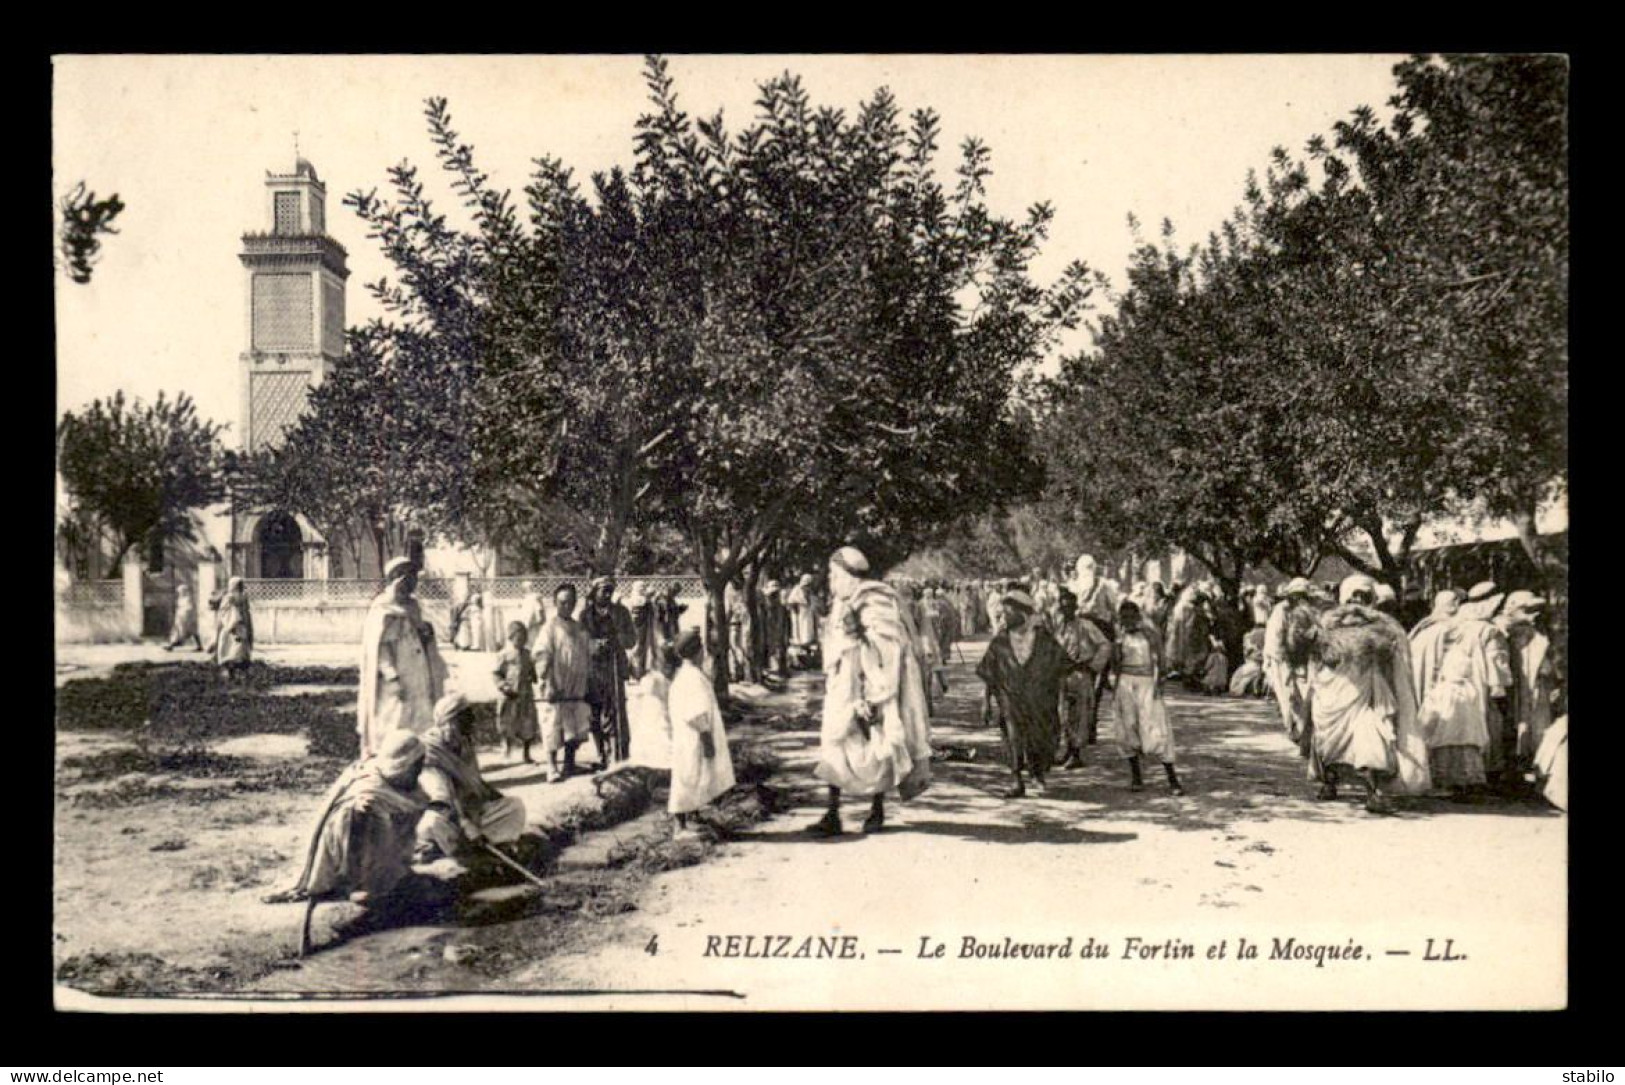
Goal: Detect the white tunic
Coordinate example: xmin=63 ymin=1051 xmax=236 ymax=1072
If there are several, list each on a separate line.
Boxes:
xmin=666 ymin=661 xmax=736 ymax=814
xmin=357 ymin=593 xmax=448 ymax=758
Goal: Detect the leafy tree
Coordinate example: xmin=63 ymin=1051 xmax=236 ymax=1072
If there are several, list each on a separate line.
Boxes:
xmin=1329 ymin=54 xmax=1567 ymax=582
xmin=342 ymin=99 xmax=680 ymax=574
xmin=288 ymin=60 xmax=1087 ymax=699
xmin=56 ymin=391 xmax=225 ymax=569
xmin=1042 ymin=54 xmax=1567 ymax=595
xmin=629 ymin=58 xmax=1092 ymax=695
xmin=57 ymin=181 xmax=125 ymax=285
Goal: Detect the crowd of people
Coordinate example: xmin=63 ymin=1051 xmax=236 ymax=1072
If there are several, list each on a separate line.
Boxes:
xmin=880 ymin=559 xmax=1567 ymax=817
xmin=265 ymin=559 xmax=742 ymax=949
xmin=256 ymin=545 xmax=1566 ymax=950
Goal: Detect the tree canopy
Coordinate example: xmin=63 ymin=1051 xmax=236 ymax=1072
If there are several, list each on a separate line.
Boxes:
xmin=57 ymin=391 xmax=226 ymax=569
xmin=242 ymin=55 xmax=1092 ymax=695
xmin=1041 ymin=53 xmax=1567 ymax=597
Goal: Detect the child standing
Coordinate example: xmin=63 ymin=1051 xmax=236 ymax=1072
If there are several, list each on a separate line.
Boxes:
xmin=1200 ymin=635 xmax=1230 ymax=695
xmin=666 ymin=629 xmax=736 ymax=838
xmin=1113 ymin=600 xmax=1183 ymax=795
xmin=492 ymin=621 xmax=540 ymax=763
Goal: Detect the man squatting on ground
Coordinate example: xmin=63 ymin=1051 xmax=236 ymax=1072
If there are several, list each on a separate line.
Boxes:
xmin=265 ymin=699 xmax=530 ymax=922
xmin=415 ymin=693 xmax=529 ymax=861
xmin=264 ymin=729 xmax=434 ymax=931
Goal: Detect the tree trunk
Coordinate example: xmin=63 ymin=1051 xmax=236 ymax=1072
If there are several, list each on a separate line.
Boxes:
xmin=107 ymin=535 xmax=138 ymax=572
xmin=743 ymin=561 xmax=765 ymax=685
xmin=367 ymin=518 xmax=390 ymax=570
xmin=1511 ymin=504 xmax=1562 ymax=591
xmin=705 ymin=576 xmax=732 ymax=705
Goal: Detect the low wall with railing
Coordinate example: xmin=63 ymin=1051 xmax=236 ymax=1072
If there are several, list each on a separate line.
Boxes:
xmin=57 ymin=572 xmax=711 ymax=646
xmin=55 ymin=578 xmax=136 ymax=643
xmin=241 ymin=575 xmax=708 ymax=646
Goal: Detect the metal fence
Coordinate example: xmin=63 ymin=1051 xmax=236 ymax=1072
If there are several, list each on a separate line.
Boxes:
xmin=61 ymin=580 xmax=123 ymax=608
xmin=473 ymin=575 xmax=708 ymax=602
xmin=237 ymin=575 xmax=708 ymax=607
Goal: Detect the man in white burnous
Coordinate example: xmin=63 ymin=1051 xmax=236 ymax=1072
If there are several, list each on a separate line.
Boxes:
xmin=358 ymin=557 xmax=449 ymax=758
xmin=809 ymin=546 xmax=933 ymax=836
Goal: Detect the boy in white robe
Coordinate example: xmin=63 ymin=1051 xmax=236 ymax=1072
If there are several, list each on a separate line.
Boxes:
xmin=666 ymin=629 xmax=735 ymax=838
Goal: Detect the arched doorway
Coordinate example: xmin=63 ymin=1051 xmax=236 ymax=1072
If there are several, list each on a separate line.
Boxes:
xmin=257 ymin=510 xmax=305 ymax=579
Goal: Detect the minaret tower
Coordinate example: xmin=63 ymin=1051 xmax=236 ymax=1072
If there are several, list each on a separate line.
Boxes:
xmin=230 ymin=151 xmax=348 ymax=579
xmin=237 ymin=153 xmax=349 ymax=452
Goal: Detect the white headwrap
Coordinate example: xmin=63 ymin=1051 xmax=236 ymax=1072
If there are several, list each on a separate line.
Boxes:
xmin=1338 ymin=574 xmax=1378 ymax=605
xmin=373 ymin=730 xmax=425 ymax=780
xmin=831 ymin=546 xmax=871 ymax=576
xmin=433 ymin=691 xmax=471 ymax=727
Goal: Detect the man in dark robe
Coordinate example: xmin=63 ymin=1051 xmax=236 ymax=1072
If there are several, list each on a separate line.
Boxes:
xmin=581 ymin=576 xmax=638 ymax=765
xmin=1053 ymin=588 xmax=1113 ymax=769
xmin=761 ymin=579 xmax=791 ymax=677
xmin=655 ymin=582 xmax=688 ymax=643
xmin=977 ymin=589 xmax=1076 ymax=798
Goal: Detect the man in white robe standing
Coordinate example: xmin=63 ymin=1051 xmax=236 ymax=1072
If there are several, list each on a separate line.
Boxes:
xmin=358 ymin=557 xmax=449 ymax=759
xmin=1455 ymin=580 xmax=1517 ymax=791
xmin=1499 ymin=590 xmax=1557 ymax=778
xmin=810 ymin=546 xmax=932 ymax=836
xmin=666 ymin=629 xmax=736 ymax=838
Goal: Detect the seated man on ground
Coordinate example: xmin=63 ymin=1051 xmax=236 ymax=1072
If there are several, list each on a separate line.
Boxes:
xmin=264 ymin=729 xmax=433 ymax=909
xmin=415 ymin=692 xmax=529 ymax=865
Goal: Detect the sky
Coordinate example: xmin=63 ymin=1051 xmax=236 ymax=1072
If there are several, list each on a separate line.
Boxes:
xmin=53 ymin=54 xmax=1409 ymax=446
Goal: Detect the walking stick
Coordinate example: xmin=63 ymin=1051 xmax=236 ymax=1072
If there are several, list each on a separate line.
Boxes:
xmin=480 ymin=840 xmax=549 ymax=892
xmin=298 ymin=896 xmax=319 ymax=958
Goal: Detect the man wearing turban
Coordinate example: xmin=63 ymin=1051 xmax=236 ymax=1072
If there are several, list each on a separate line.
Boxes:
xmin=810 ymin=546 xmax=933 ymax=835
xmin=977 ymin=588 xmax=1077 ymax=796
xmin=1454 ymin=581 xmax=1517 ymax=791
xmin=266 ymin=729 xmax=431 ymax=909
xmin=358 ymin=558 xmax=447 ymax=759
xmin=415 ymin=693 xmax=529 ymax=861
xmin=582 ymin=575 xmax=639 ymax=764
xmin=1071 ymin=555 xmax=1120 ymax=742
xmin=1306 ymin=575 xmax=1431 ymax=814
xmin=214 ymin=576 xmax=254 ymax=685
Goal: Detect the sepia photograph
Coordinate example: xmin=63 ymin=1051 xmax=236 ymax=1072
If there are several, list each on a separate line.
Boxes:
xmin=51 ymin=53 xmax=1568 ymax=1013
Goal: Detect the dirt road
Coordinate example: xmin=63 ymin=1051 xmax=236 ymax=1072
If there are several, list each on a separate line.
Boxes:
xmin=531 ymin=638 xmax=1567 ymax=1011
xmin=54 ymin=637 xmax=1565 ymax=1011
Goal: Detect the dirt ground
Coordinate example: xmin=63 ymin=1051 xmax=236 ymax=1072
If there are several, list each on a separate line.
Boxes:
xmin=54 ymin=637 xmax=1566 ymax=1011
xmin=533 ymin=643 xmax=1569 ymax=1012
xmin=52 ymin=642 xmax=781 ymax=1001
